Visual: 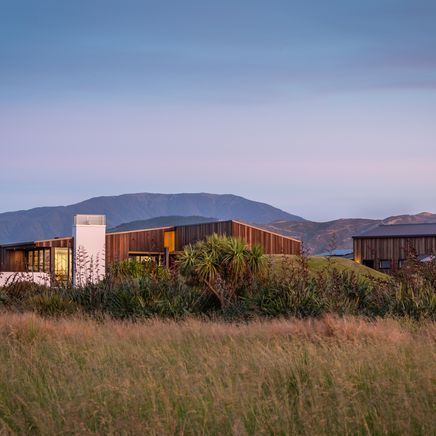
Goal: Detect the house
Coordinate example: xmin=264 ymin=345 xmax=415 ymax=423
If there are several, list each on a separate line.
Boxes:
xmin=353 ymin=223 xmax=436 ymax=272
xmin=0 ymin=214 xmax=301 ymax=285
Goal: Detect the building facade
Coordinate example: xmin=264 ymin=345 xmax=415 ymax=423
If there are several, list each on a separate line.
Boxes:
xmin=0 ymin=215 xmax=301 ymax=284
xmin=353 ymin=223 xmax=436 ymax=273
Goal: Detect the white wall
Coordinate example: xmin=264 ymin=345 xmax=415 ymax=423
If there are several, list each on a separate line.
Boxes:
xmin=0 ymin=272 xmax=51 ymax=287
xmin=73 ymin=214 xmax=106 ymax=286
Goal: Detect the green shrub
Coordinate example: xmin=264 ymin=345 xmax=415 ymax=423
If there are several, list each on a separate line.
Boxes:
xmin=0 ymin=253 xmax=434 ymax=320
xmin=177 ymin=234 xmax=267 ymax=307
xmin=30 ymin=293 xmax=78 ymax=317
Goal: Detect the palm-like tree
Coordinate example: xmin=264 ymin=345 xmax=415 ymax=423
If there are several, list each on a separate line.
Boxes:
xmin=176 ymin=234 xmax=266 ymax=307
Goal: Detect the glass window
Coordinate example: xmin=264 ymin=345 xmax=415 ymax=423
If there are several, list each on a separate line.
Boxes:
xmin=44 ymin=249 xmax=51 ymax=273
xmin=54 ymin=248 xmax=72 ymax=283
xmin=362 ymin=259 xmax=374 ymax=269
xmin=39 ymin=250 xmax=44 ymax=272
xmin=129 ymin=254 xmax=153 ymax=263
xmin=398 ymin=259 xmax=406 ymax=269
xmin=379 ymin=259 xmax=392 ymax=270
xmin=33 ymin=250 xmax=39 ymax=272
xmin=27 ymin=251 xmax=34 ymax=272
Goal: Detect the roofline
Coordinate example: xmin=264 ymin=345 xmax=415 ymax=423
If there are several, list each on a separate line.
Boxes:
xmin=232 ymin=220 xmax=301 ymax=243
xmin=35 ymin=236 xmax=73 ymax=243
xmin=2 ymin=219 xmax=302 ymax=246
xmin=0 ymin=241 xmax=36 ymax=249
xmin=377 ymin=222 xmax=436 ymax=227
xmin=107 ymin=219 xmax=301 ymax=243
xmin=106 ymin=225 xmax=175 ymax=236
xmin=353 ymin=233 xmax=436 ymax=239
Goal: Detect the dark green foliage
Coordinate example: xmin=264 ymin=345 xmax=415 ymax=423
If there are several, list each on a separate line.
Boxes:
xmin=30 ymin=293 xmax=78 ymax=317
xmin=1 ymin=241 xmax=435 ymax=320
xmin=177 ymin=234 xmax=267 ymax=307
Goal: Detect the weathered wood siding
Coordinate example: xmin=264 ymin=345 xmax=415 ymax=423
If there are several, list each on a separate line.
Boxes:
xmin=36 ymin=238 xmax=73 ymax=249
xmin=0 ymin=249 xmax=26 ymax=272
xmin=354 ymin=236 xmax=436 ymax=271
xmin=232 ymin=221 xmax=301 ymax=255
xmin=105 ymin=228 xmax=168 ymax=265
xmin=1 ymin=221 xmax=302 ymax=273
xmin=175 ymin=221 xmax=233 ymax=251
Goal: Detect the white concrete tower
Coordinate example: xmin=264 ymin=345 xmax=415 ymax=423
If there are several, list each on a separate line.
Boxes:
xmin=72 ymin=214 xmax=106 ymax=287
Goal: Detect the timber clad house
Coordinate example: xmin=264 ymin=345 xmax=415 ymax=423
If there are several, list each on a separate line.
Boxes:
xmin=353 ymin=223 xmax=436 ymax=273
xmin=0 ymin=215 xmax=301 ymax=285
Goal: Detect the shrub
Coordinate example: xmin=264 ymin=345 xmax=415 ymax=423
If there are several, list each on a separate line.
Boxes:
xmin=0 ymin=251 xmax=434 ymax=321
xmin=177 ymin=234 xmax=267 ymax=307
xmin=30 ymin=293 xmax=78 ymax=317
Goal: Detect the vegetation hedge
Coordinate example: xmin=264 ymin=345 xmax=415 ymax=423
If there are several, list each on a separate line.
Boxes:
xmin=0 ymin=235 xmax=435 ymax=320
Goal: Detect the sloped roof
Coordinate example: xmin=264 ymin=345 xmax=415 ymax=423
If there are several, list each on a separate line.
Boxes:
xmin=353 ymin=223 xmax=436 ymax=239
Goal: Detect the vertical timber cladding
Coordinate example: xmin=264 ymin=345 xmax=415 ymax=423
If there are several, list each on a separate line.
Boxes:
xmin=105 ymin=227 xmax=169 ymax=265
xmin=2 ymin=250 xmax=26 ymax=272
xmin=175 ymin=221 xmax=233 ymax=251
xmin=354 ymin=236 xmax=436 ymax=265
xmin=231 ymin=221 xmax=301 ymax=255
xmin=35 ymin=237 xmax=73 ymax=249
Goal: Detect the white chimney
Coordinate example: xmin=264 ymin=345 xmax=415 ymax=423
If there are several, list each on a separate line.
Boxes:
xmin=72 ymin=214 xmax=106 ymax=287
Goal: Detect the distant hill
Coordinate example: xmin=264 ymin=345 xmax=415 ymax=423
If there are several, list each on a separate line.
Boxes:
xmin=264 ymin=212 xmax=436 ymax=254
xmin=108 ymin=216 xmax=219 ymax=233
xmin=0 ymin=193 xmax=305 ymax=243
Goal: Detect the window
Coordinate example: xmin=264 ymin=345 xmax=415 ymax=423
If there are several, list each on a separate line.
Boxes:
xmin=130 ymin=255 xmax=153 ymax=263
xmin=362 ymin=259 xmax=375 ymax=269
xmin=27 ymin=251 xmax=34 ymax=272
xmin=54 ymin=248 xmax=72 ymax=283
xmin=398 ymin=259 xmax=406 ymax=268
xmin=128 ymin=254 xmax=162 ymax=265
xmin=26 ymin=248 xmax=51 ymax=273
xmin=379 ymin=259 xmax=392 ymax=270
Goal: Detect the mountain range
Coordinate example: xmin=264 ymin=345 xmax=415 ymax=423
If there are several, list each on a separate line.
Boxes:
xmin=264 ymin=212 xmax=436 ymax=254
xmin=0 ymin=193 xmax=435 ymax=254
xmin=0 ymin=193 xmax=304 ymax=244
xmin=108 ymin=216 xmax=219 ymax=233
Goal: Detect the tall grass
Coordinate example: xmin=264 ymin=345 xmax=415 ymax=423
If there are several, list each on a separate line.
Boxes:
xmin=0 ymin=314 xmax=434 ymax=434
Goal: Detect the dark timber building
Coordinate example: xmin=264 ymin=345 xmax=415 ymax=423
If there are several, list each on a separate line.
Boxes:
xmin=353 ymin=223 xmax=436 ymax=273
xmin=0 ymin=217 xmax=301 ymax=284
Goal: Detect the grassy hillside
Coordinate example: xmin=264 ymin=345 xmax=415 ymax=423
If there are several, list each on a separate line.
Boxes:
xmin=308 ymin=256 xmax=389 ymax=279
xmin=272 ymin=255 xmax=389 ymax=280
xmin=0 ymin=314 xmax=434 ymax=435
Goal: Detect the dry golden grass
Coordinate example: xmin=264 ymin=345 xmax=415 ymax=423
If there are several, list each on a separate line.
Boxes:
xmin=0 ymin=314 xmax=434 ymax=435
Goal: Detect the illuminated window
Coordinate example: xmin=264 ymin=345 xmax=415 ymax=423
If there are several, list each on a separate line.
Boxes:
xmin=54 ymin=248 xmax=72 ymax=283
xmin=26 ymin=248 xmax=51 ymax=273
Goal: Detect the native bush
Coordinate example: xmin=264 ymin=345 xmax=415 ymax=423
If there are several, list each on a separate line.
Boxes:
xmin=0 ymin=239 xmax=434 ymax=320
xmin=177 ymin=234 xmax=267 ymax=307
xmin=30 ymin=293 xmax=78 ymax=317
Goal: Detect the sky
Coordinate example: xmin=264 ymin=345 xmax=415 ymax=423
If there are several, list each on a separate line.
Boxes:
xmin=1 ymin=0 xmax=435 ymax=221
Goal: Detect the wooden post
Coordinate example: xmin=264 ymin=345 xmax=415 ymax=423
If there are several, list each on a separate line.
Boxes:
xmin=164 ymin=247 xmax=170 ymax=268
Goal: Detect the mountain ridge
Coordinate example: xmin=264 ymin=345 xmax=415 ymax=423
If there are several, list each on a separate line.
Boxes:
xmin=0 ymin=193 xmax=304 ymax=243
xmin=108 ymin=216 xmax=219 ymax=233
xmin=263 ymin=212 xmax=436 ymax=254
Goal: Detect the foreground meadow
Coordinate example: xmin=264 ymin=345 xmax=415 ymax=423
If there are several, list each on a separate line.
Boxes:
xmin=0 ymin=314 xmax=434 ymax=435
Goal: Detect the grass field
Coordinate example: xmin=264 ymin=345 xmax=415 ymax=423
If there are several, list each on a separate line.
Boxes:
xmin=0 ymin=314 xmax=434 ymax=435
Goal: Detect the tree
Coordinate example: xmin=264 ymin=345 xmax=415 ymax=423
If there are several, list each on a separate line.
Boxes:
xmin=177 ymin=234 xmax=267 ymax=307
